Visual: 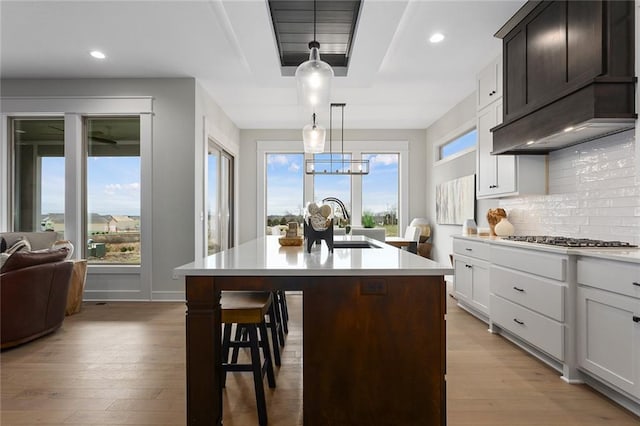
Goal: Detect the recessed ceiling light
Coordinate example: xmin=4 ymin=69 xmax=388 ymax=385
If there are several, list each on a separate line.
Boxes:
xmin=90 ymin=50 xmax=106 ymax=59
xmin=429 ymin=33 xmax=445 ymax=43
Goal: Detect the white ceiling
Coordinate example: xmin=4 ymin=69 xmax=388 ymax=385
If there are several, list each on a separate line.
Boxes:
xmin=0 ymin=0 xmax=525 ymax=130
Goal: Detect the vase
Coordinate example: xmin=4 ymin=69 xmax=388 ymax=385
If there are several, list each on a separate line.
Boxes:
xmin=462 ymin=219 xmax=477 ymax=235
xmin=494 ymin=218 xmax=515 ymax=237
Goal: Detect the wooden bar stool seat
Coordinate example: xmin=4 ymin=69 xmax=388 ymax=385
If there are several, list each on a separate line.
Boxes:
xmin=221 ymin=291 xmax=276 ymax=426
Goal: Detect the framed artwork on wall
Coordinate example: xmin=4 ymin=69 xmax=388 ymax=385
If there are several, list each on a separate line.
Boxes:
xmin=436 ymin=174 xmax=476 ymax=225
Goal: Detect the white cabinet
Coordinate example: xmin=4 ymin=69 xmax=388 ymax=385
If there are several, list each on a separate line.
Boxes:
xmin=477 ymin=56 xmax=502 ymax=110
xmin=477 ymin=100 xmax=514 ymax=197
xmin=453 ymin=238 xmax=490 ymax=318
xmin=576 ymin=257 xmax=640 ymax=399
xmin=489 ymin=244 xmax=567 ymax=362
xmin=475 ymin=57 xmax=547 ymax=199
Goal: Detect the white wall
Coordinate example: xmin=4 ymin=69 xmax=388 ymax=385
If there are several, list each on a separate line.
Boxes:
xmin=0 ymin=78 xmax=228 ymax=300
xmin=425 ymin=93 xmax=495 ymax=264
xmin=238 ymin=128 xmax=427 ymax=244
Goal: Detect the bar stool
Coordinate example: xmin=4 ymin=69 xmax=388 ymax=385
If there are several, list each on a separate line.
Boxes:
xmin=221 ymin=291 xmax=276 ymax=426
xmin=236 ymin=295 xmax=283 ymax=367
xmin=275 ymin=290 xmax=289 ymax=334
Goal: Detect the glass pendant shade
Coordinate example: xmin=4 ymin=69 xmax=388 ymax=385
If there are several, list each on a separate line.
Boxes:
xmin=295 ymin=42 xmax=333 ymax=112
xmin=302 ymin=114 xmax=326 ymax=153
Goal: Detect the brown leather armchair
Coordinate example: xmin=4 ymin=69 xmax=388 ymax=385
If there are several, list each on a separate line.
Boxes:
xmin=1 ymin=249 xmax=72 ymax=350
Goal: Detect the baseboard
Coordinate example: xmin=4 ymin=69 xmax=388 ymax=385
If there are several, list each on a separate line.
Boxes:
xmin=580 ymin=373 xmax=640 ymax=417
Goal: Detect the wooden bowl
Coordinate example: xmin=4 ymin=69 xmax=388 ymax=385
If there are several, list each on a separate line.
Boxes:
xmin=278 ymin=236 xmax=303 ymax=246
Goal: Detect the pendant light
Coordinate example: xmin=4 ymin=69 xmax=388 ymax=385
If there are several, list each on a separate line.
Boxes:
xmin=295 ymin=0 xmax=333 ymax=112
xmin=305 ymin=103 xmax=369 ymax=175
xmin=302 ymin=113 xmax=326 ymax=153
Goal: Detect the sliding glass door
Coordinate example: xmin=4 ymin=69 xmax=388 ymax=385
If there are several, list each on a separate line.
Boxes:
xmin=207 ymin=139 xmax=234 ymax=255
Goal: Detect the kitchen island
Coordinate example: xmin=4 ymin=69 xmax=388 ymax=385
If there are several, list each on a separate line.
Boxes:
xmin=174 ymin=235 xmax=452 ymax=425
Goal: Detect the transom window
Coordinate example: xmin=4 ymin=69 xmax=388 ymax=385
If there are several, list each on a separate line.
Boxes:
xmin=439 ymin=129 xmax=477 ymax=161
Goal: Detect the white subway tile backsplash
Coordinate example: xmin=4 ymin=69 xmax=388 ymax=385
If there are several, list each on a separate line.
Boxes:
xmin=500 ymin=130 xmax=639 ymax=245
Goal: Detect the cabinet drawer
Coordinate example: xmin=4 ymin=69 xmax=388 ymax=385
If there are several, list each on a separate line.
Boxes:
xmin=453 ymin=239 xmax=489 ymax=261
xmin=491 ymin=265 xmax=564 ymax=321
xmin=491 ymin=294 xmax=564 ymax=361
xmin=577 ymin=257 xmax=640 ymax=299
xmin=491 ymin=245 xmax=566 ymax=281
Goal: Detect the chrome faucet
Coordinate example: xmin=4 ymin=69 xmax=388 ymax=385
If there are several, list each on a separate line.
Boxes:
xmin=322 ymin=197 xmax=350 ymax=223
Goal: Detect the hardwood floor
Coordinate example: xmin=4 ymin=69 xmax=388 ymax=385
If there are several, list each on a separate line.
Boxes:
xmin=1 ymin=294 xmax=638 ymax=425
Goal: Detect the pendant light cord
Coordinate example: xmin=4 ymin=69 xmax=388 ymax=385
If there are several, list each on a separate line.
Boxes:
xmin=341 ymin=104 xmax=345 ymax=168
xmin=329 ymin=103 xmax=333 ymax=164
xmin=313 ymin=0 xmax=317 ymax=42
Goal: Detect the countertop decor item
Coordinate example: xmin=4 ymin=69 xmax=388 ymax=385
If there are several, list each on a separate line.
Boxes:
xmin=304 ymin=202 xmax=334 ymax=252
xmin=487 ymin=208 xmax=507 ymax=236
xmin=494 ymin=217 xmax=514 ymax=237
xmin=280 ymin=222 xmax=303 ymax=246
xmin=278 ymin=236 xmax=303 ymax=246
xmin=462 ymin=219 xmax=477 ymax=235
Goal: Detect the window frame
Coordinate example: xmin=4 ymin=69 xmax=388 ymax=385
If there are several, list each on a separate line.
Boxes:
xmin=84 ymin=115 xmax=142 ymax=265
xmin=257 ymin=140 xmax=408 ymax=235
xmin=1 ymin=97 xmax=152 ymax=299
xmin=433 ymin=119 xmax=477 ymax=165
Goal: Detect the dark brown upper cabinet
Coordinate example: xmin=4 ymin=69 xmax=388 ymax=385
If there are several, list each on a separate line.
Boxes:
xmin=491 ymin=1 xmax=636 ymax=155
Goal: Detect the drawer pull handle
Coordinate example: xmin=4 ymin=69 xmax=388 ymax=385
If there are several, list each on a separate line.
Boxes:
xmin=465 ymin=248 xmax=472 ymax=251
xmin=633 ymin=316 xmax=640 ymax=323
xmin=633 ymin=282 xmax=640 ymax=287
xmin=513 ymin=286 xmax=524 ymax=292
xmin=465 ymin=264 xmax=472 ymax=269
xmin=513 ymin=318 xmax=525 ymax=325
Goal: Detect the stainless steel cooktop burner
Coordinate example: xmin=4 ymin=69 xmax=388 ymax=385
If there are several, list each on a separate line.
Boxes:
xmin=502 ymin=235 xmax=637 ymax=248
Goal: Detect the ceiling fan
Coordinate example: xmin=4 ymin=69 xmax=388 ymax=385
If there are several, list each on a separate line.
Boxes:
xmin=47 ymin=125 xmax=118 ymax=144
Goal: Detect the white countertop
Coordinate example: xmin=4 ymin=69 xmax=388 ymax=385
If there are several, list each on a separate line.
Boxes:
xmin=174 ymin=235 xmax=452 ymax=277
xmin=453 ymin=234 xmax=640 ymax=263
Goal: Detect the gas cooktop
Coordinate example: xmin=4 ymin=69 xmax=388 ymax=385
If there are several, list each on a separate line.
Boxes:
xmin=502 ymin=235 xmax=637 ymax=248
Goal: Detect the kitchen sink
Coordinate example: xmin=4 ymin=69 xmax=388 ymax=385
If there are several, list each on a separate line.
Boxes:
xmin=332 ymin=240 xmax=380 ymax=249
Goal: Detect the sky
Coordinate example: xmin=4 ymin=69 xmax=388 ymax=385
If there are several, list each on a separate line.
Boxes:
xmin=42 ymin=156 xmax=141 ymax=216
xmin=266 ymin=152 xmax=399 ymax=217
xmin=41 ymin=151 xmax=398 ymax=219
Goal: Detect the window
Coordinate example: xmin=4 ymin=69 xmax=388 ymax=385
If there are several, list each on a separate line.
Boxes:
xmin=265 ymin=153 xmax=304 ymax=230
xmin=258 ymin=140 xmax=409 ymax=239
xmin=439 ymin=129 xmax=477 ymax=161
xmin=86 ymin=117 xmax=140 ymax=264
xmin=362 ymin=153 xmax=399 ymax=236
xmin=11 ymin=118 xmax=65 ymax=235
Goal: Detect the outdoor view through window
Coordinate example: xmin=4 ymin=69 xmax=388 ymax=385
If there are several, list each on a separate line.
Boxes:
xmin=12 ymin=117 xmax=141 ymax=264
xmin=86 ymin=117 xmax=141 ymax=264
xmin=265 ymin=152 xmax=399 ymax=237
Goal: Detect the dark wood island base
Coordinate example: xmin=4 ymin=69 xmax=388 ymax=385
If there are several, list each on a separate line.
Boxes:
xmin=185 ymin=275 xmax=446 ymax=425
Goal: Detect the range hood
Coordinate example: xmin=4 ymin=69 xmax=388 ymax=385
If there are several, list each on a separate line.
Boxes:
xmin=490 ymin=0 xmax=637 ymax=155
xmin=491 ymin=79 xmax=637 ymax=155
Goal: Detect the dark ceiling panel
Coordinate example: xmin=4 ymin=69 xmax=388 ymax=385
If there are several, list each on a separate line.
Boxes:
xmin=268 ymin=0 xmax=362 ymax=68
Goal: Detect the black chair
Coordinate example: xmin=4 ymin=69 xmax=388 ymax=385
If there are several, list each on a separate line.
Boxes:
xmin=221 ymin=291 xmax=276 ymax=425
